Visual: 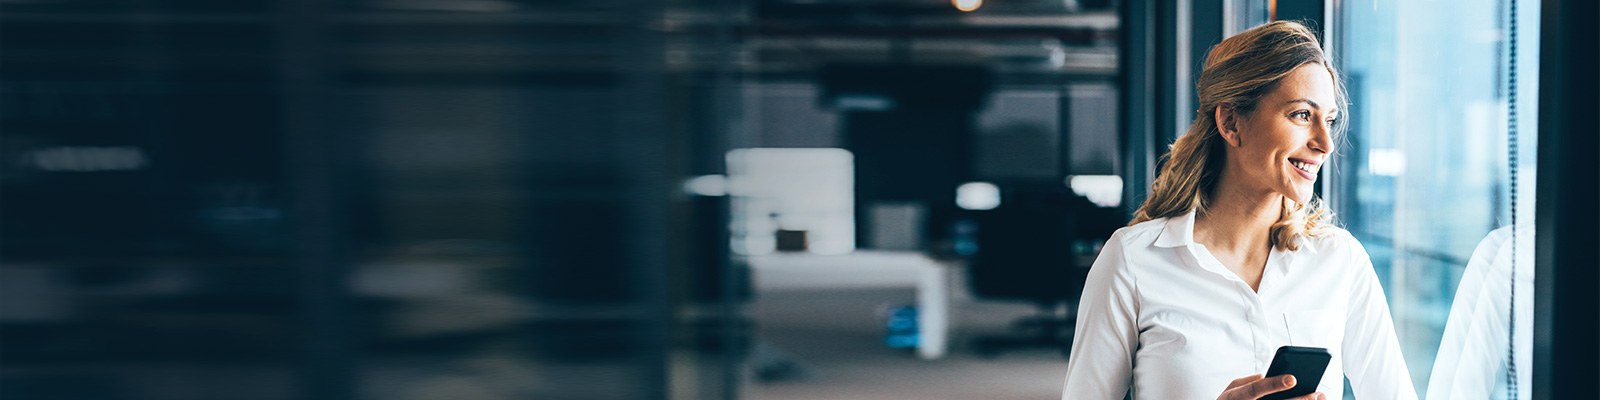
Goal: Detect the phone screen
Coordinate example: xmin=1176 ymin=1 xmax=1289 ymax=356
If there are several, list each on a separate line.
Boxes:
xmin=1260 ymin=346 xmax=1332 ymax=400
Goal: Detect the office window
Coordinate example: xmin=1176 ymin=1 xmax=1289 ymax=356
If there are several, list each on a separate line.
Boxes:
xmin=1333 ymin=1 xmax=1538 ymax=398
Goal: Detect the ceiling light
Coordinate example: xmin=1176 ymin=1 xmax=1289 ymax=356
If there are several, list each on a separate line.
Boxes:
xmin=953 ymin=0 xmax=982 ymax=13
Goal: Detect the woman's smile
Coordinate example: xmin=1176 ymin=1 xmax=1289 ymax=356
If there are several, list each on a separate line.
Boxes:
xmin=1288 ymin=157 xmax=1320 ymax=180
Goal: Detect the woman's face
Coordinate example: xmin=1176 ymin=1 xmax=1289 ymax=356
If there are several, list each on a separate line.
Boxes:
xmin=1221 ymin=63 xmax=1338 ymax=203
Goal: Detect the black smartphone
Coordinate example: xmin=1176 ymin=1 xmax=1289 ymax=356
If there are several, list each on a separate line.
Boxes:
xmin=1259 ymin=345 xmax=1332 ymax=400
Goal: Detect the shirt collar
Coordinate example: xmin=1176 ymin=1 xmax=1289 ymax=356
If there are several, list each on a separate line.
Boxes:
xmin=1153 ymin=209 xmax=1198 ymax=248
xmin=1294 ymin=236 xmax=1318 ymax=255
xmin=1154 ymin=208 xmax=1318 ymax=284
xmin=1151 ymin=208 xmax=1321 ymax=255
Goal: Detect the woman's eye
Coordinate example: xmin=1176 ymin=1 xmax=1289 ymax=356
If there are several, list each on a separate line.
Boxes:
xmin=1292 ymin=111 xmax=1312 ymax=121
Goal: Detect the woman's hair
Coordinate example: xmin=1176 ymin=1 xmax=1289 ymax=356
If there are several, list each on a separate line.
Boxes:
xmin=1129 ymin=20 xmax=1347 ymax=251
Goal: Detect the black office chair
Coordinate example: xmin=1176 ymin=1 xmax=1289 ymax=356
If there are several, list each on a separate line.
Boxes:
xmin=965 ymin=188 xmax=1116 ymax=358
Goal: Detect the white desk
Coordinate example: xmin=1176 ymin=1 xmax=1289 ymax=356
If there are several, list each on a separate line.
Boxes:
xmin=746 ymin=250 xmax=960 ymax=360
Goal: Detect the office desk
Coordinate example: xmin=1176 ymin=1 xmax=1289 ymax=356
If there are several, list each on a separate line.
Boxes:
xmin=746 ymin=250 xmax=961 ymax=360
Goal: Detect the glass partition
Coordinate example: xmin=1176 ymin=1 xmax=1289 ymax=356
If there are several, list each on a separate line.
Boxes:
xmin=1333 ymin=1 xmax=1538 ymax=398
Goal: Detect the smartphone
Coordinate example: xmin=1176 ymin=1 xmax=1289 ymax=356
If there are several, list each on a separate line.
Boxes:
xmin=1259 ymin=345 xmax=1332 ymax=400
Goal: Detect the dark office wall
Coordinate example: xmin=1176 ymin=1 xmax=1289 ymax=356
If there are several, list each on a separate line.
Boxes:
xmin=1066 ymin=84 xmax=1120 ymax=176
xmin=974 ymin=90 xmax=1061 ymax=181
xmin=822 ymin=65 xmax=989 ymax=248
xmin=745 ymin=83 xmax=842 ymax=148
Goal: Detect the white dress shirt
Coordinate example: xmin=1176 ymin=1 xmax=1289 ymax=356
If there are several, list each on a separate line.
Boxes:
xmin=1062 ymin=210 xmax=1417 ymax=400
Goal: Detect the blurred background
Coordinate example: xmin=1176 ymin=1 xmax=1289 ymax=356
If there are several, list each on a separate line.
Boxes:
xmin=1 ymin=0 xmax=1594 ymax=399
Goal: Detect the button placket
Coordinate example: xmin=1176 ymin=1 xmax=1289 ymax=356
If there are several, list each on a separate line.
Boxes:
xmin=1242 ymin=288 xmax=1271 ymax=371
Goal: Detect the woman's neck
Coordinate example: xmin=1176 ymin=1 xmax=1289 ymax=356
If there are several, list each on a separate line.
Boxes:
xmin=1194 ymin=174 xmax=1281 ymax=255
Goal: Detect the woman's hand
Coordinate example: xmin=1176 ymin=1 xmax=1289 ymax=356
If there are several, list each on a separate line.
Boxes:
xmin=1216 ymin=374 xmax=1325 ymax=400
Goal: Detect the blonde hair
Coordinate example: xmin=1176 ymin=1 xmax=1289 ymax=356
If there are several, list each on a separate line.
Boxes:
xmin=1130 ymin=20 xmax=1347 ymax=251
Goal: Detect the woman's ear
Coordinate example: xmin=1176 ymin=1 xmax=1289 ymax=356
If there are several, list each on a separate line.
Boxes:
xmin=1215 ymin=104 xmax=1242 ymax=147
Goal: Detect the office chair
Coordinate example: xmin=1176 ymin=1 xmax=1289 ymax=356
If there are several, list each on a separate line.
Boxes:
xmin=964 ymin=188 xmax=1114 ymax=358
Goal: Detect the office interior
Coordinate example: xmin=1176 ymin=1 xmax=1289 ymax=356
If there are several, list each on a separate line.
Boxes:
xmin=0 ymin=0 xmax=1594 ymax=399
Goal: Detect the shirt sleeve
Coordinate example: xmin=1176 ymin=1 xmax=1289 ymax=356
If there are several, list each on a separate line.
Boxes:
xmin=1063 ymin=232 xmax=1138 ymax=399
xmin=1342 ymin=236 xmax=1419 ymax=400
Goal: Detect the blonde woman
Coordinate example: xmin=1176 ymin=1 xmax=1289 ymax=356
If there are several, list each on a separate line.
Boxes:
xmin=1061 ymin=21 xmax=1417 ymax=400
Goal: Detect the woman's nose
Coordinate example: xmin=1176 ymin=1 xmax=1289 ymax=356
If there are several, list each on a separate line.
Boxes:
xmin=1309 ymin=122 xmax=1333 ymax=154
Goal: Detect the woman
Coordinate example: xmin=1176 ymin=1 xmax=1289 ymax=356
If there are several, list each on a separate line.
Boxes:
xmin=1061 ymin=21 xmax=1417 ymax=400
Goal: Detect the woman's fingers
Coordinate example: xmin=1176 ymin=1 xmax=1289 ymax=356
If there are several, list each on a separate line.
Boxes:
xmin=1236 ymin=374 xmax=1295 ymax=399
xmin=1218 ymin=374 xmax=1311 ymax=400
xmin=1225 ymin=374 xmax=1264 ymax=390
